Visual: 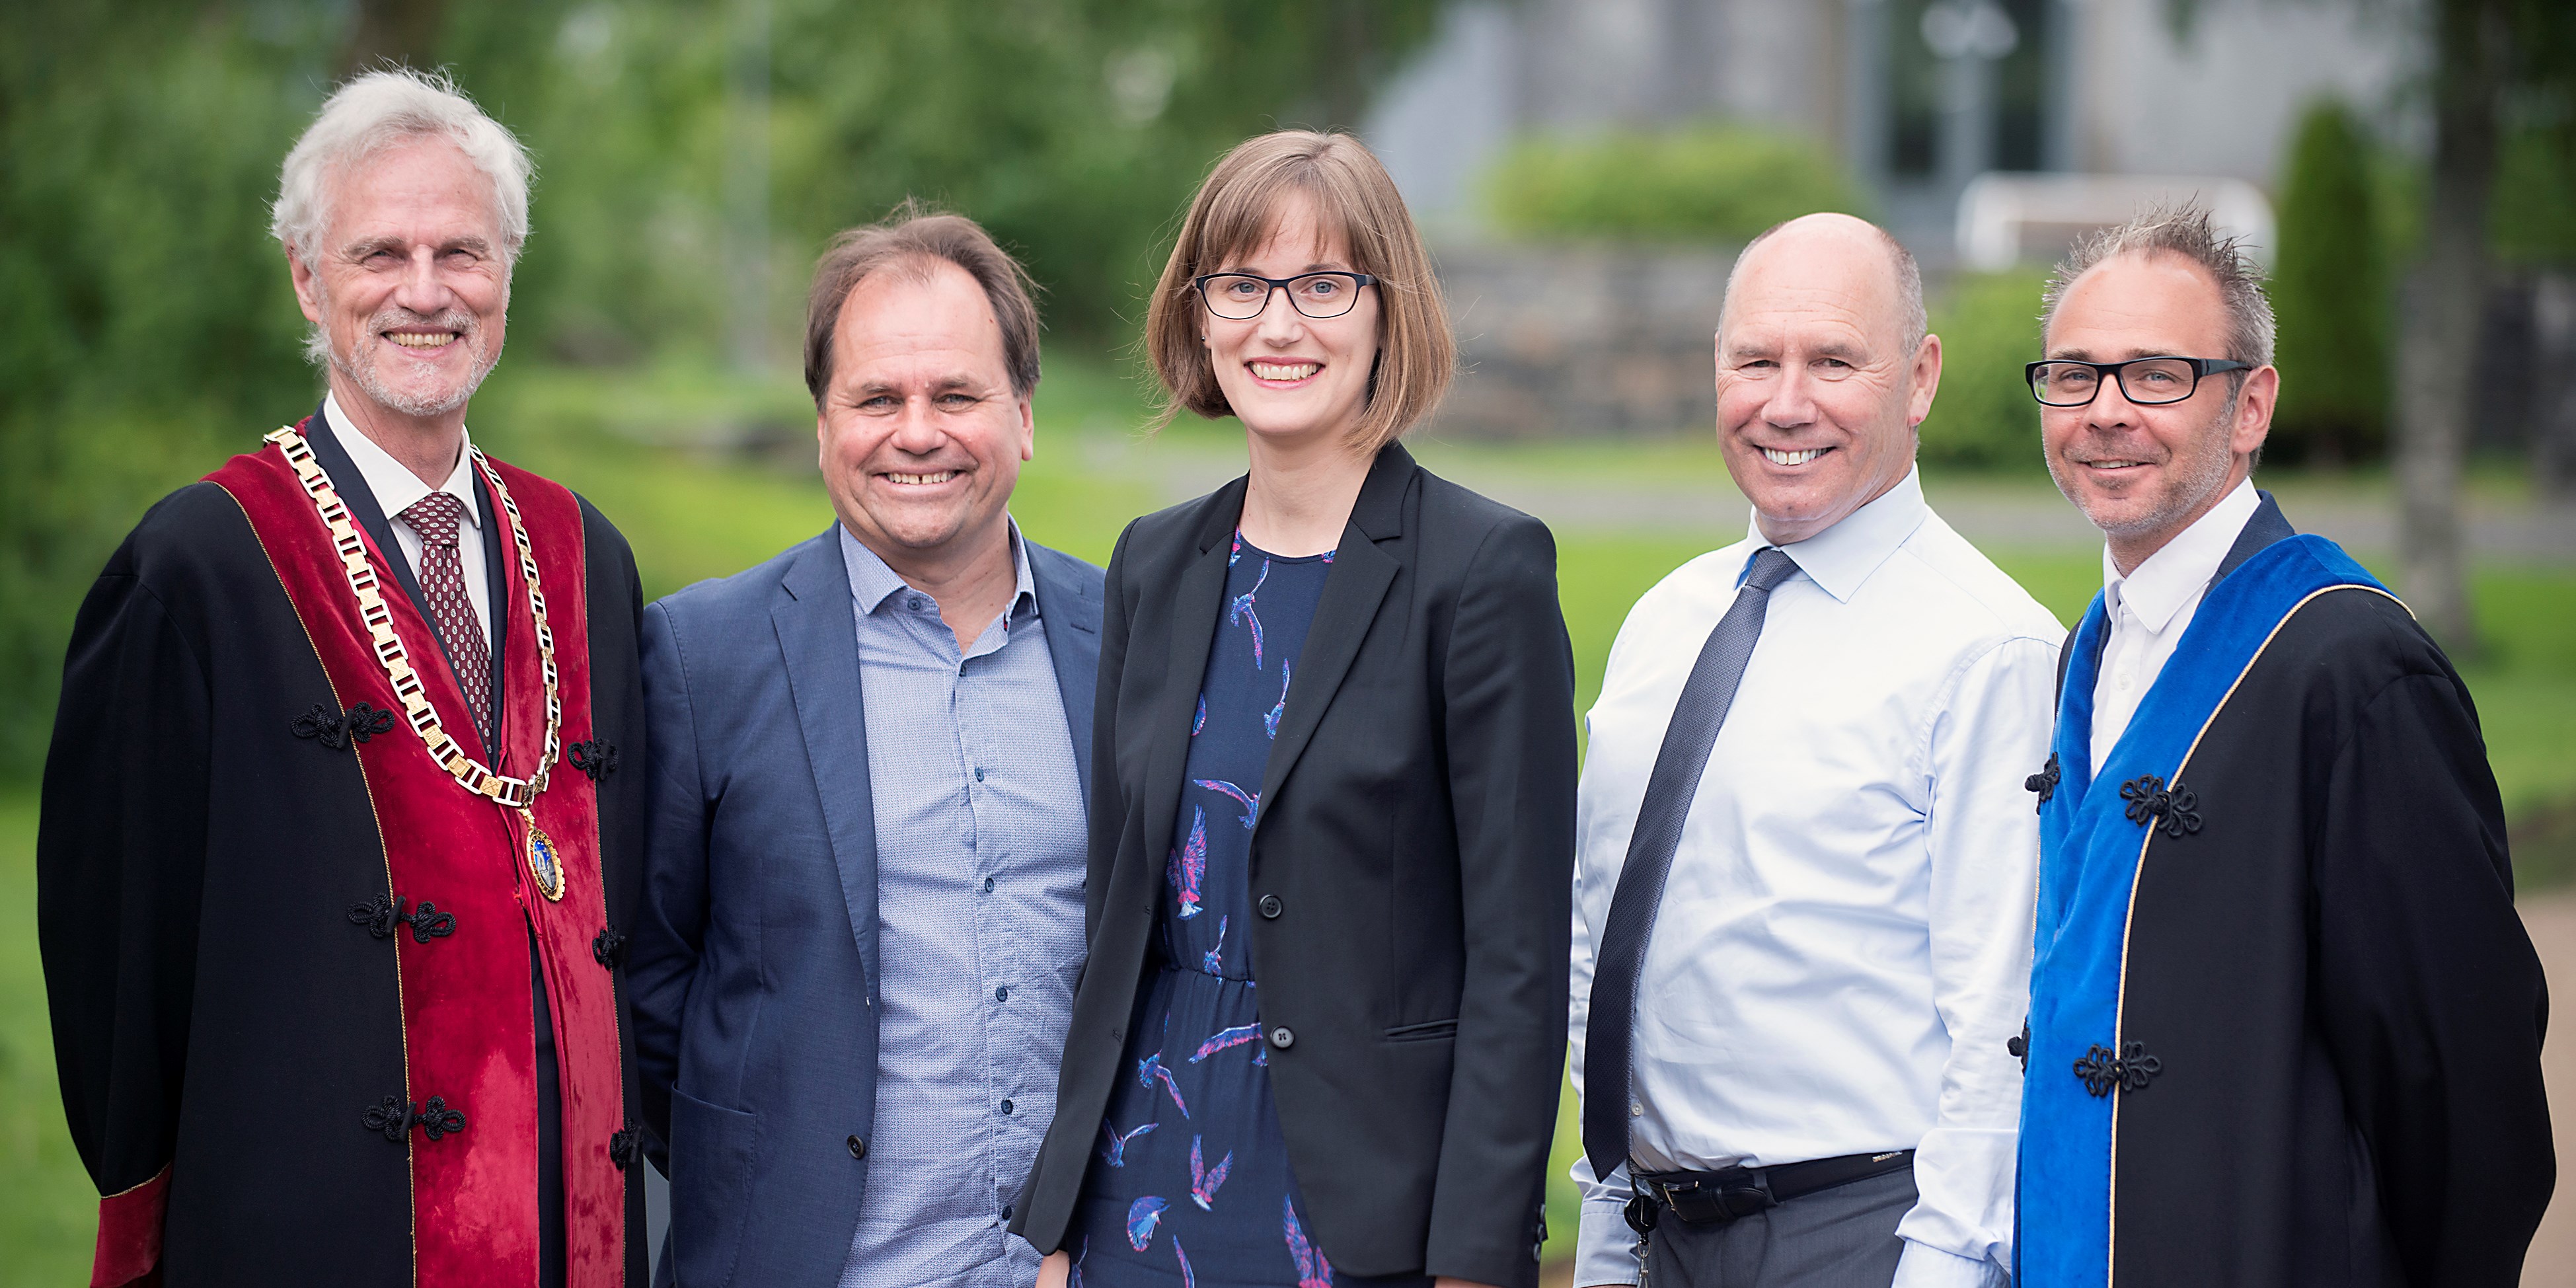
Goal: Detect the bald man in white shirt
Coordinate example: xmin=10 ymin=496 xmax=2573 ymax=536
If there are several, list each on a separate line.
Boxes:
xmin=1570 ymin=213 xmax=2061 ymax=1288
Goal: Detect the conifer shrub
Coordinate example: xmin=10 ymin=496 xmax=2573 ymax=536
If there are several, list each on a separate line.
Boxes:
xmin=2271 ymin=98 xmax=2388 ymax=465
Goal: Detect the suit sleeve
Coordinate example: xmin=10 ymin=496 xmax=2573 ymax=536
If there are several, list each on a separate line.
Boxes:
xmin=37 ymin=564 xmax=213 ymax=1287
xmin=628 ymin=599 xmax=710 ymax=1165
xmin=2312 ymin=670 xmax=2553 ymax=1287
xmin=1426 ymin=516 xmax=1580 ymax=1286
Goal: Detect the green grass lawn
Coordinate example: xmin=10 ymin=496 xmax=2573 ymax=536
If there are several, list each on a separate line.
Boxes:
xmin=2 ymin=359 xmax=2569 ymax=1277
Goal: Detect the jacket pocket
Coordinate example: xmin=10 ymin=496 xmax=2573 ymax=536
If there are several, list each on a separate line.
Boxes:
xmin=1383 ymin=1017 xmax=1459 ymax=1043
xmin=669 ymin=1086 xmax=759 ymax=1288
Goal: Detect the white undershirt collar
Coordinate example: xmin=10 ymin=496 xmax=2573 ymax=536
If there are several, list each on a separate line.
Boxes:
xmin=322 ymin=391 xmax=482 ymax=529
xmin=2102 ymin=478 xmax=2258 ymax=633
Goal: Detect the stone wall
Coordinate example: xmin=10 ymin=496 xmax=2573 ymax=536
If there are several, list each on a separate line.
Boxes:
xmin=1427 ymin=243 xmax=1740 ymax=439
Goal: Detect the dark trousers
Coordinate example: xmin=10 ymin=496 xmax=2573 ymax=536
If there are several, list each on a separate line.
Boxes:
xmin=1643 ymin=1168 xmax=1914 ymax=1288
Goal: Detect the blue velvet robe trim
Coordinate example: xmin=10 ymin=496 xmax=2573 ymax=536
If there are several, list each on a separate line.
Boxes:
xmin=2016 ymin=535 xmax=2386 ymax=1287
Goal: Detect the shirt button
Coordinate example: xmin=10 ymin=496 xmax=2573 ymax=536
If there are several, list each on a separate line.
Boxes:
xmin=907 ymin=595 xmax=926 ymax=611
xmin=847 ymin=1135 xmax=867 ymax=1159
xmin=1269 ymin=1026 xmax=1294 ymax=1049
xmin=983 ymin=876 xmax=996 ymax=894
xmin=974 ymin=767 xmax=986 ymax=782
xmin=995 ymin=985 xmax=1010 ymax=1003
xmin=1000 ymin=1098 xmax=1015 ymax=1115
xmin=1259 ymin=894 xmax=1283 ymax=919
xmin=1003 ymin=1205 xmax=1014 ymax=1221
xmin=1630 ymin=1101 xmax=1644 ymax=1118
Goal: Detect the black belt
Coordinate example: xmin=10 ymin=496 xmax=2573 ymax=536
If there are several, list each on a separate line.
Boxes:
xmin=1625 ymin=1149 xmax=1914 ymax=1232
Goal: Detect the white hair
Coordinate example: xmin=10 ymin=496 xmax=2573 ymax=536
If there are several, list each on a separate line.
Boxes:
xmin=271 ymin=67 xmax=534 ymax=272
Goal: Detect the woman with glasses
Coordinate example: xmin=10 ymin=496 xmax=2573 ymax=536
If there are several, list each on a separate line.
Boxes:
xmin=1013 ymin=131 xmax=1578 ymax=1288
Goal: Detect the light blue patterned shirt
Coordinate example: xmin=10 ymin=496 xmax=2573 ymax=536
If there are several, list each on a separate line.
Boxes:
xmin=837 ymin=522 xmax=1088 ymax=1288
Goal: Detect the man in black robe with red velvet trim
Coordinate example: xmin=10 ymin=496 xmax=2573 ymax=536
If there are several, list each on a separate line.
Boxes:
xmin=38 ymin=69 xmax=650 ymax=1287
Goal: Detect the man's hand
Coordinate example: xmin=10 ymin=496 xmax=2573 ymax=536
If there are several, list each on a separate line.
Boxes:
xmin=1434 ymin=1279 xmax=1505 ymax=1288
xmin=1037 ymin=1251 xmax=1069 ymax=1288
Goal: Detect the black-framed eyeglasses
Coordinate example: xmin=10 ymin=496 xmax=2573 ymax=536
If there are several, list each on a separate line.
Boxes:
xmin=1192 ymin=272 xmax=1378 ymax=321
xmin=2026 ymin=356 xmax=2254 ymax=407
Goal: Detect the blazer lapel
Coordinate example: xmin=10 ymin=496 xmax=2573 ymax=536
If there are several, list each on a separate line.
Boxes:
xmin=1254 ymin=445 xmax=1414 ymax=840
xmin=1136 ymin=482 xmax=1246 ymax=873
xmin=771 ymin=528 xmax=882 ymax=983
xmin=1031 ymin=544 xmax=1102 ymax=802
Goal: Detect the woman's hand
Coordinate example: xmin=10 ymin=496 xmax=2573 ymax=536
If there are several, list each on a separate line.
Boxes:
xmin=1038 ymin=1251 xmax=1070 ymax=1288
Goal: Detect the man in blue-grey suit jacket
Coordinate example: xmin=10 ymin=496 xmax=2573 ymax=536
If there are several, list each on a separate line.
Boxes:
xmin=630 ymin=208 xmax=1104 ymax=1288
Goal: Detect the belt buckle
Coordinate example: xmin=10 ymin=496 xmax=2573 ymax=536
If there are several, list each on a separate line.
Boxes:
xmin=1716 ymin=1171 xmax=1777 ymax=1221
xmin=1659 ymin=1170 xmax=1776 ymax=1225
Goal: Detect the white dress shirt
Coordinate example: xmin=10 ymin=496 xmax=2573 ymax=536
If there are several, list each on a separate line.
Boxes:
xmin=1569 ymin=471 xmax=2062 ymax=1288
xmin=2088 ymin=478 xmax=2259 ymax=767
xmin=324 ymin=391 xmax=493 ymax=650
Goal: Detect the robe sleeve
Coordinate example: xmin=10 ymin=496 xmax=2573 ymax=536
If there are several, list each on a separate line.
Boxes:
xmin=37 ymin=564 xmax=214 ymax=1288
xmin=2311 ymin=670 xmax=2553 ymax=1287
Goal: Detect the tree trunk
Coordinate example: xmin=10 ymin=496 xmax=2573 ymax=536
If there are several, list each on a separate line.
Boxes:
xmin=2394 ymin=0 xmax=2503 ymax=656
xmin=2534 ymin=273 xmax=2576 ymax=502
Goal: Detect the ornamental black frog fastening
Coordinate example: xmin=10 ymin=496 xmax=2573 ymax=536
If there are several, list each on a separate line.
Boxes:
xmin=2073 ymin=1042 xmax=2162 ymax=1096
xmin=2024 ymin=754 xmax=2061 ymax=810
xmin=291 ymin=701 xmax=395 ymax=751
xmin=361 ymin=1094 xmax=467 ymax=1142
xmin=346 ymin=893 xmax=457 ymax=944
xmin=2118 ymin=774 xmax=2203 ymax=839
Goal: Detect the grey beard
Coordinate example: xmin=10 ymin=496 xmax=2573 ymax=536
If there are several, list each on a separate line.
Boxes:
xmin=2055 ymin=400 xmax=2241 ymax=542
xmin=311 ymin=317 xmax=503 ymax=418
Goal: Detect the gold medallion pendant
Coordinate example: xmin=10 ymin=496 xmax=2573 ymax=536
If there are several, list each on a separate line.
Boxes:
xmin=522 ymin=808 xmax=566 ymax=901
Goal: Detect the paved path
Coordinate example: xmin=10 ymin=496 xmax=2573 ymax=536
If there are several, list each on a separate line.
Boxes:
xmin=1137 ymin=443 xmax=2576 ymax=561
xmin=2522 ymin=891 xmax=2576 ymax=1287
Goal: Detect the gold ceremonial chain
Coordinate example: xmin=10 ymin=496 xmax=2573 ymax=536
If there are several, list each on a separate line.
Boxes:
xmin=266 ymin=425 xmax=569 ymax=899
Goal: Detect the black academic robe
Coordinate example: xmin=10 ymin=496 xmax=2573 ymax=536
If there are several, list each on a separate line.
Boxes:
xmin=2018 ymin=495 xmax=2553 ymax=1287
xmin=36 ymin=408 xmax=652 ymax=1287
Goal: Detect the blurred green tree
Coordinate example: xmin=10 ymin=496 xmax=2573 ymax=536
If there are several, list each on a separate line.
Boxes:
xmin=2271 ymin=98 xmax=2388 ymax=466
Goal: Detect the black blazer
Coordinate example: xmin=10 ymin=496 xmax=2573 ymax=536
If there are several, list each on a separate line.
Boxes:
xmin=1014 ymin=443 xmax=1579 ymax=1287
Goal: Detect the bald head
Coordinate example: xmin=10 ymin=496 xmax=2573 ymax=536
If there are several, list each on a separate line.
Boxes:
xmin=1722 ymin=213 xmax=1926 ymax=356
xmin=1711 ymin=211 xmax=1942 ymax=546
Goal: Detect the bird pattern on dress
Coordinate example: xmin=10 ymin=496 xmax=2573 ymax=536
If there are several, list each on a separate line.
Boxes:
xmin=1069 ymin=533 xmax=1425 ymax=1287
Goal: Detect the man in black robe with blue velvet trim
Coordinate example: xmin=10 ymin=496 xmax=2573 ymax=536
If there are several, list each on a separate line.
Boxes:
xmin=2014 ymin=205 xmax=2550 ymax=1288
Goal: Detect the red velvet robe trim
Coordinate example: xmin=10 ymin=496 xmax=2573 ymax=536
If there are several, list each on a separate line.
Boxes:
xmin=90 ymin=1163 xmax=167 ymax=1287
xmin=207 ymin=430 xmax=625 ymax=1287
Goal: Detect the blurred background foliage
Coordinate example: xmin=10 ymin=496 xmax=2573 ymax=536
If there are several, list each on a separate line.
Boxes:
xmin=2271 ymin=98 xmax=2391 ymax=466
xmin=0 ymin=0 xmax=1442 ymax=778
xmin=1480 ymin=122 xmax=1871 ymax=243
xmin=1917 ymin=270 xmax=2051 ymax=473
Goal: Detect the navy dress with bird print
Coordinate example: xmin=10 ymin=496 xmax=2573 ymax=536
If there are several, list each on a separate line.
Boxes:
xmin=1068 ymin=533 xmax=1428 ymax=1288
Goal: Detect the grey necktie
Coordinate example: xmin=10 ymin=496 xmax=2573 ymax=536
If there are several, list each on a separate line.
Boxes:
xmin=1582 ymin=546 xmax=1800 ymax=1182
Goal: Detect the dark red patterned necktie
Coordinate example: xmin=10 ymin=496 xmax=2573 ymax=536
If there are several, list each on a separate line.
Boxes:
xmin=397 ymin=492 xmax=492 ymax=740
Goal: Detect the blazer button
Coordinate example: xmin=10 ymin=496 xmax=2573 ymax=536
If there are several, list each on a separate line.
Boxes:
xmin=1269 ymin=1026 xmax=1294 ymax=1049
xmin=1259 ymin=894 xmax=1283 ymax=919
xmin=847 ymin=1135 xmax=867 ymax=1160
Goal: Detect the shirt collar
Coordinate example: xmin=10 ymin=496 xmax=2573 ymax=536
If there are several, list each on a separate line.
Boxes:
xmin=1742 ymin=466 xmax=1928 ymax=601
xmin=323 ymin=391 xmax=481 ymax=529
xmin=2102 ymin=476 xmax=2260 ymax=632
xmin=839 ymin=517 xmax=1040 ymax=621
